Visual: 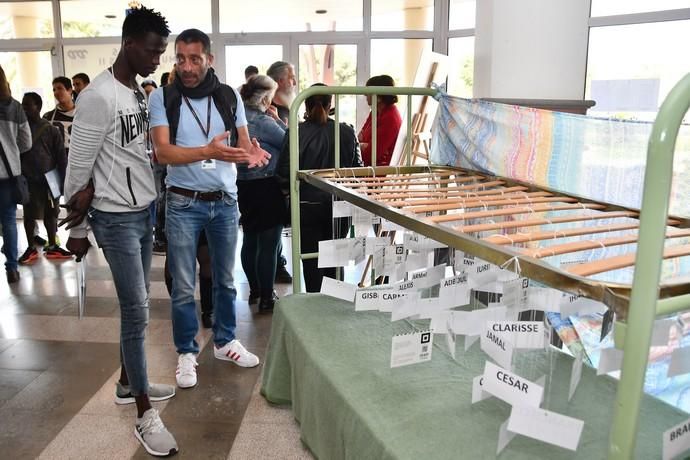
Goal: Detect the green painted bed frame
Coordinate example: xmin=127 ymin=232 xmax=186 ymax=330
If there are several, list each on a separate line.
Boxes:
xmin=285 ymin=76 xmax=690 ymax=459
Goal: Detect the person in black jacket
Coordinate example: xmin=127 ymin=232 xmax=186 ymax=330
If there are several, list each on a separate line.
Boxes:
xmin=278 ymin=84 xmax=363 ymax=292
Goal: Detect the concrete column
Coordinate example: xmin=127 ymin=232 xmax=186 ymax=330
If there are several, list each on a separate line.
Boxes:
xmin=473 ymin=0 xmax=590 ymax=99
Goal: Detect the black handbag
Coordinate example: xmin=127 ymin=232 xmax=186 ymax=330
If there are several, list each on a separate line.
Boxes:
xmin=0 ymin=145 xmax=30 ymax=205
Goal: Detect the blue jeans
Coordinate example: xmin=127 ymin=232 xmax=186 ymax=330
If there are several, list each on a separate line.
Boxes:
xmin=166 ymin=191 xmax=239 ymax=354
xmin=241 ymin=225 xmax=282 ymax=294
xmin=0 ymin=180 xmax=18 ymax=272
xmin=89 ymin=208 xmax=152 ymax=397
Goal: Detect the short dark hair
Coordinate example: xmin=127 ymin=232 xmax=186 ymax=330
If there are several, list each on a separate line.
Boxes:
xmin=176 ymin=28 xmax=211 ymax=55
xmin=160 ymin=72 xmax=170 ymax=87
xmin=22 ymin=92 xmax=42 ymax=110
xmin=366 ymin=74 xmax=397 ymax=105
xmin=122 ymin=6 xmax=170 ymax=41
xmin=72 ymin=72 xmax=90 ymax=84
xmin=142 ymin=79 xmax=157 ymax=89
xmin=244 ymin=65 xmax=259 ymax=79
xmin=52 ymin=76 xmax=72 ymax=90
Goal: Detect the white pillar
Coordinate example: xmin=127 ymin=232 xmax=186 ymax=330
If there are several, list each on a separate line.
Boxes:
xmin=473 ymin=0 xmax=590 ymax=99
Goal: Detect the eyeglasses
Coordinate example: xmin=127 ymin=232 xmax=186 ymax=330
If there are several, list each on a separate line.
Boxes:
xmin=133 ymin=88 xmax=149 ymax=126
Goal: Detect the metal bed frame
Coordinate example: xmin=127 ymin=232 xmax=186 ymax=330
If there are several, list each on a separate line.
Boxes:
xmin=285 ymin=76 xmax=690 ymax=459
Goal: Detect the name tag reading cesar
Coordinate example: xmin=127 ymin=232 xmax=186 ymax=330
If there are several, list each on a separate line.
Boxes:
xmin=482 ymin=361 xmax=543 ymax=408
xmin=390 ymin=330 xmax=433 ymax=368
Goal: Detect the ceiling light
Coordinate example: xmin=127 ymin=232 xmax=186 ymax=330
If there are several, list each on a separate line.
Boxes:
xmin=105 ymin=14 xmax=116 ymax=19
xmin=315 ymin=9 xmax=327 ymax=14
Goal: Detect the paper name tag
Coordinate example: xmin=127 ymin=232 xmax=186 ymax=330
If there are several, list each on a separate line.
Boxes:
xmin=320 ymin=277 xmax=357 ymax=303
xmin=488 ymin=321 xmax=545 ymax=349
xmin=652 ymin=318 xmax=674 ymax=347
xmin=471 ymin=374 xmax=492 ymax=404
xmin=450 ymin=306 xmax=507 ymax=337
xmin=405 ymin=250 xmax=432 ymax=272
xmin=559 ymin=294 xmax=607 ymax=317
xmin=390 ymin=330 xmax=433 ymax=368
xmin=597 ymin=347 xmax=624 ymax=375
xmin=465 ymin=334 xmax=479 ymax=351
xmin=380 ymin=219 xmax=406 ymax=231
xmin=508 ymin=405 xmax=584 ymax=451
xmin=201 ymin=159 xmax=216 ymax=169
xmin=332 ymin=200 xmax=354 ymax=217
xmin=467 ymin=259 xmax=499 ymax=289
xmin=364 ymin=237 xmax=389 ymax=256
xmin=355 ymin=285 xmax=409 ymax=312
xmin=408 ymin=264 xmax=446 ymax=289
xmin=391 ymin=290 xmax=423 ymax=322
xmin=481 ymin=323 xmax=514 ymax=370
xmin=439 ymin=273 xmax=471 ymax=308
xmin=482 ymin=361 xmax=543 ymax=408
xmin=497 ymin=417 xmax=516 ymax=455
xmin=501 ymin=277 xmax=530 ymax=310
xmin=528 ymin=287 xmax=563 ymax=312
xmin=664 ymin=417 xmax=690 ymax=460
xmin=668 ymin=346 xmax=690 ymax=378
xmin=569 ymin=354 xmax=583 ymax=401
xmin=446 ymin=317 xmax=456 ymax=360
xmin=318 ymin=238 xmax=364 ymax=268
xmin=404 ymin=233 xmax=446 ymax=251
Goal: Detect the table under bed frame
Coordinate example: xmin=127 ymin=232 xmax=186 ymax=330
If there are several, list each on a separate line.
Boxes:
xmin=281 ymin=78 xmax=690 ymax=459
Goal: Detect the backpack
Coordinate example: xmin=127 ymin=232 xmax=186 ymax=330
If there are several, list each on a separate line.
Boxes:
xmin=162 ymin=84 xmax=238 ymax=146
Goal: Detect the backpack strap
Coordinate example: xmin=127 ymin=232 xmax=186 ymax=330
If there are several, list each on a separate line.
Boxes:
xmin=163 ymin=84 xmax=237 ymax=147
xmin=211 ymin=85 xmax=238 ymax=147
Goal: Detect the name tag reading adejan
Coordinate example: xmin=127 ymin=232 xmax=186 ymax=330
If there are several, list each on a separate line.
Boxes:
xmin=482 ymin=361 xmax=543 ymax=408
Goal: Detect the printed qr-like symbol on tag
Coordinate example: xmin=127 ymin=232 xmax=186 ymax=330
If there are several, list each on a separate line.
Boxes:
xmin=421 ymin=332 xmax=431 ymax=343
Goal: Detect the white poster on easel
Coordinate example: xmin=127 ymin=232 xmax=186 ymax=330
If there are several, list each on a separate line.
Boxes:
xmin=389 ymin=49 xmax=449 ymax=166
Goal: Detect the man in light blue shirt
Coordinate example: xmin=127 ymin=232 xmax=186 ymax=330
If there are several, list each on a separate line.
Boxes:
xmin=149 ymin=28 xmax=269 ymax=389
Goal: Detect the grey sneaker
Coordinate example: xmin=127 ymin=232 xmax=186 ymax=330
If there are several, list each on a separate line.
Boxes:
xmin=135 ymin=408 xmax=178 ymax=457
xmin=115 ymin=382 xmax=176 ymax=405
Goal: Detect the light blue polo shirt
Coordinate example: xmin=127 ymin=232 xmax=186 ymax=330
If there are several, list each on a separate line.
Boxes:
xmin=148 ymin=85 xmax=247 ymax=197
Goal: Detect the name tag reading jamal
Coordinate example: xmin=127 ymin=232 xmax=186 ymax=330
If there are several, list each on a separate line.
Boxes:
xmin=481 ymin=361 xmax=543 ymax=408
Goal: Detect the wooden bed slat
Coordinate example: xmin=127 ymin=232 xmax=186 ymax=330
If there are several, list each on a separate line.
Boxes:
xmin=469 ymin=212 xmax=639 ymax=235
xmin=483 ymin=222 xmax=641 ymax=245
xmin=428 ymin=203 xmax=607 ymax=223
xmin=406 ymin=196 xmax=576 ymax=214
xmin=565 ymin=244 xmax=690 ymax=277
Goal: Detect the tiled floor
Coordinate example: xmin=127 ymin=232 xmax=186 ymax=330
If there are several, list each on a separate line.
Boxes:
xmin=0 ymin=221 xmax=311 ymax=459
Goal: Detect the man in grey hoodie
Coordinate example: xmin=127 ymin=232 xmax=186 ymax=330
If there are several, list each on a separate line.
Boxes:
xmin=61 ymin=7 xmax=179 ymax=457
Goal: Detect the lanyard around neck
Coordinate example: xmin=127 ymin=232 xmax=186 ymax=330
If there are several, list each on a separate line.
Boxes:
xmin=182 ymin=95 xmax=212 ymax=139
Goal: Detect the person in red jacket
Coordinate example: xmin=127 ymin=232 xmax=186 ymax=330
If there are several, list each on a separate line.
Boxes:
xmin=358 ymin=74 xmax=402 ymax=167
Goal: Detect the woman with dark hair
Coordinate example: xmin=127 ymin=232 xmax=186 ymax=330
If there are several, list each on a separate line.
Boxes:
xmin=237 ymin=75 xmax=287 ymax=311
xmin=0 ymin=64 xmax=32 ymax=283
xmin=277 ymin=84 xmax=363 ymax=292
xmin=358 ymin=74 xmax=402 ymax=166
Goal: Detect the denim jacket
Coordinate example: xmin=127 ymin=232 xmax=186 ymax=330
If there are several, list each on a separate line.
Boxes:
xmin=236 ymin=107 xmax=286 ymax=181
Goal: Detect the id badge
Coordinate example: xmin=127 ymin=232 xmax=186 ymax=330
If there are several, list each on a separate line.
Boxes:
xmin=201 ymin=159 xmax=216 ymax=170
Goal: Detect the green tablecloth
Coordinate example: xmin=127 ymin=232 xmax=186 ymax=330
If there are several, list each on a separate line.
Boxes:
xmin=261 ymin=294 xmax=686 ymax=459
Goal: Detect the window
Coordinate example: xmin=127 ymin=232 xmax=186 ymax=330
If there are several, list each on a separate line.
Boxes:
xmin=299 ymin=44 xmax=358 ymax=126
xmin=370 ymin=39 xmax=433 ymax=87
xmin=220 ymin=0 xmax=362 ymax=33
xmin=0 ymin=51 xmax=54 ymax=108
xmin=591 ymin=0 xmax=690 ymax=17
xmin=225 ymin=45 xmax=283 ymax=89
xmin=586 ymin=20 xmax=690 ymax=122
xmin=59 ymin=0 xmax=211 ymax=37
xmin=447 ymin=36 xmax=474 ymax=97
xmin=63 ymin=44 xmax=176 ymax=91
xmin=449 ymin=0 xmax=476 ymax=30
xmin=372 ymin=0 xmax=434 ymax=31
xmin=0 ymin=2 xmax=53 ymax=39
